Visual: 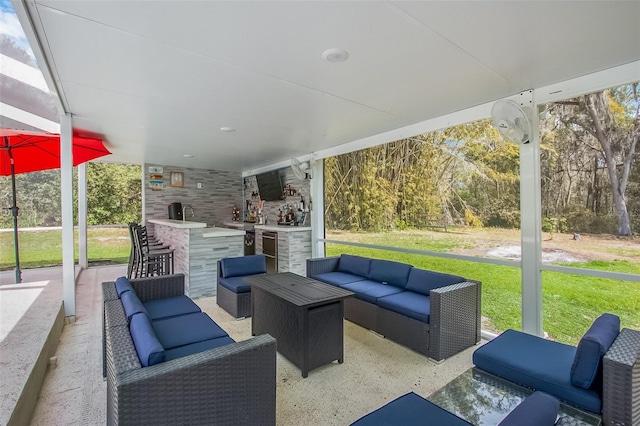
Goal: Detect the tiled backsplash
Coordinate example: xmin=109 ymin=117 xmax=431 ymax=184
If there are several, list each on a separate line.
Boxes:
xmin=244 ymin=167 xmax=311 ymax=225
xmin=143 ymin=163 xmax=310 ymax=227
xmin=144 ymin=164 xmax=243 ymax=226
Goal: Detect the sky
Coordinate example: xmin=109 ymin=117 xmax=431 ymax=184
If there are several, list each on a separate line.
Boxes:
xmin=0 ymin=0 xmax=36 ymax=62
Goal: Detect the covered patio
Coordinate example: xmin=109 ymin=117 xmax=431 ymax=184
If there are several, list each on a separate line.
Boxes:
xmin=7 ymin=0 xmax=638 ymax=330
xmin=1 ymin=1 xmax=639 ymax=425
xmin=3 ymin=265 xmax=477 ymax=425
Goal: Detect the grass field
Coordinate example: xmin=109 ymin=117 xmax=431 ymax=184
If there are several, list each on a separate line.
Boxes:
xmin=1 ymin=226 xmax=638 ymax=345
xmin=0 ymin=227 xmax=130 ymax=270
xmin=326 ymin=228 xmax=640 ymax=345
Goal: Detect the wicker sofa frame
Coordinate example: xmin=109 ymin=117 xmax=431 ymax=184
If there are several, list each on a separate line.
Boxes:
xmin=216 ymin=260 xmax=252 ymax=318
xmin=102 ymin=274 xmax=277 ymax=426
xmin=307 ymin=256 xmax=481 ymax=361
xmin=602 ymin=327 xmax=640 ymax=425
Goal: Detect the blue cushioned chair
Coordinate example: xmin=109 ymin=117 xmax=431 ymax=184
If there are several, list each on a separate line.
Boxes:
xmin=473 ymin=314 xmax=623 ymax=415
xmin=217 ymin=254 xmax=267 ymax=318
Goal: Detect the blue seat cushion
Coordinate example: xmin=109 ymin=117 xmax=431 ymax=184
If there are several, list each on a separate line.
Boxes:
xmin=152 ymin=312 xmax=229 ymax=350
xmin=473 ymin=329 xmax=602 ymax=413
xmin=341 ymin=280 xmax=405 ymax=304
xmin=115 ymin=276 xmax=134 ymax=297
xmin=405 ymin=268 xmax=465 ymax=296
xmin=338 ymin=254 xmax=371 ymax=277
xmin=129 ymin=313 xmax=165 ymax=367
xmin=218 ymin=276 xmax=254 ymax=294
xmin=350 ymin=392 xmax=472 ymax=426
xmin=312 ymin=272 xmax=366 ymax=286
xmin=143 ymin=295 xmax=201 ymax=320
xmin=498 ymin=391 xmax=559 ymax=426
xmin=164 ymin=336 xmax=236 ymax=361
xmin=368 ymin=259 xmax=412 ymax=288
xmin=570 ymin=313 xmax=620 ymax=389
xmin=377 ymin=291 xmax=431 ymax=323
xmin=221 ymin=254 xmax=266 ymax=278
xmin=121 ymin=290 xmax=149 ymax=322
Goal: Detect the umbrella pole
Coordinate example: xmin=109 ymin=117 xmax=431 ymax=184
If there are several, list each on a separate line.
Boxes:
xmin=8 ymin=147 xmax=21 ymax=283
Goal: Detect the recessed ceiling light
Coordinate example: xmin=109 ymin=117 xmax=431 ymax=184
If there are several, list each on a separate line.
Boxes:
xmin=322 ymin=48 xmax=349 ymax=63
xmin=220 ymin=127 xmax=236 ymax=132
xmin=183 ymin=154 xmax=193 ymax=158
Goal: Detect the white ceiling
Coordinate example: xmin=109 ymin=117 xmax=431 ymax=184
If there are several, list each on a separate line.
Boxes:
xmin=19 ymin=1 xmax=640 ymax=172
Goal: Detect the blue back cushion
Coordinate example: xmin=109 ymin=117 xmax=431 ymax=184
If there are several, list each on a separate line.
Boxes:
xmin=115 ymin=276 xmax=134 ymax=297
xmin=570 ymin=313 xmax=620 ymax=389
xmin=405 ymin=268 xmax=465 ymax=295
xmin=129 ymin=313 xmax=165 ymax=367
xmin=338 ymin=254 xmax=371 ymax=278
xmin=368 ymin=260 xmax=412 ymax=288
xmin=221 ymin=255 xmax=266 ymax=278
xmin=121 ymin=290 xmax=149 ymax=322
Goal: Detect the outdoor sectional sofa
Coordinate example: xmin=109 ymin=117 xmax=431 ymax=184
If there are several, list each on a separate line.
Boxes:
xmin=307 ymin=254 xmax=481 ymax=360
xmin=102 ymin=274 xmax=276 ymax=426
xmin=473 ymin=313 xmax=640 ymax=425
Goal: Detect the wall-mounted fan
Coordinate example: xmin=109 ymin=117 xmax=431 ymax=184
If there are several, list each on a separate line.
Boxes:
xmin=491 ymin=99 xmax=532 ymax=144
xmin=291 ymin=158 xmax=311 ymax=180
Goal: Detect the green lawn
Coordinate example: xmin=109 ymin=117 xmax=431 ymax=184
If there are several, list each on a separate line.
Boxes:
xmin=0 ymin=227 xmax=130 ymax=270
xmin=326 ymin=244 xmax=640 ymax=346
xmin=2 ymin=226 xmax=638 ymax=346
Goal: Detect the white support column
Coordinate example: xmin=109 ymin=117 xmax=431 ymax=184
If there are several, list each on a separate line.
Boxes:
xmin=519 ymin=90 xmax=543 ymax=336
xmin=61 ymin=114 xmax=75 ymax=318
xmin=141 ymin=164 xmax=146 ymax=224
xmin=310 ymin=158 xmax=325 ymax=258
xmin=78 ymin=163 xmax=88 ymax=269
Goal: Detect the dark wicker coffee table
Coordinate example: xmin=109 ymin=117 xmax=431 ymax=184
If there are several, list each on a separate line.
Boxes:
xmin=247 ymin=272 xmax=354 ymax=378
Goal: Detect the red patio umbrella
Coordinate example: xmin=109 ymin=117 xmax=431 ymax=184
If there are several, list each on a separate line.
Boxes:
xmin=1 ymin=128 xmax=111 ymax=283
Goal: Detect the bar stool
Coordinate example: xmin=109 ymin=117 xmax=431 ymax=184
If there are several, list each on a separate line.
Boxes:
xmin=130 ymin=224 xmax=174 ymax=278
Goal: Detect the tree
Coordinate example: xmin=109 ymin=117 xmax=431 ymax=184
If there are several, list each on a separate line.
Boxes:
xmin=0 ymin=170 xmax=61 ymax=228
xmin=547 ymin=83 xmax=639 ymax=236
xmin=0 ymin=163 xmax=142 ymax=228
xmin=324 ymin=119 xmax=519 ymax=231
xmin=84 ymin=163 xmax=142 ymax=225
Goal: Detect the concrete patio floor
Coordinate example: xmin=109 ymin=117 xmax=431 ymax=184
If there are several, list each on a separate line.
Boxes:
xmin=9 ymin=265 xmax=480 ymax=425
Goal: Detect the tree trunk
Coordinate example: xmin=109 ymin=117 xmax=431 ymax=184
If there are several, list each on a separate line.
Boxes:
xmin=583 ymin=93 xmax=632 ymax=236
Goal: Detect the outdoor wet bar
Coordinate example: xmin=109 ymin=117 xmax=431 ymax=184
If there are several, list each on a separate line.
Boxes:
xmin=147 ymin=219 xmax=245 ymax=298
xmin=254 ymin=225 xmax=312 ymax=275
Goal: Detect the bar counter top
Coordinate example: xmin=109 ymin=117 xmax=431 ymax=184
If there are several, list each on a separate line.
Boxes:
xmin=147 ymin=219 xmax=207 ymax=229
xmin=254 ymin=225 xmax=311 ymax=233
xmin=202 ymin=227 xmax=246 ymax=238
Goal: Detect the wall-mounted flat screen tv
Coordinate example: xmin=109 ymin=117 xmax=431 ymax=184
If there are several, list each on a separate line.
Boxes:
xmin=255 ymin=170 xmax=283 ymax=201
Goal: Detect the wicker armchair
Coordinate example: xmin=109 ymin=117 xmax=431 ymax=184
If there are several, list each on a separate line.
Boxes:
xmin=102 ymin=275 xmax=276 ymax=426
